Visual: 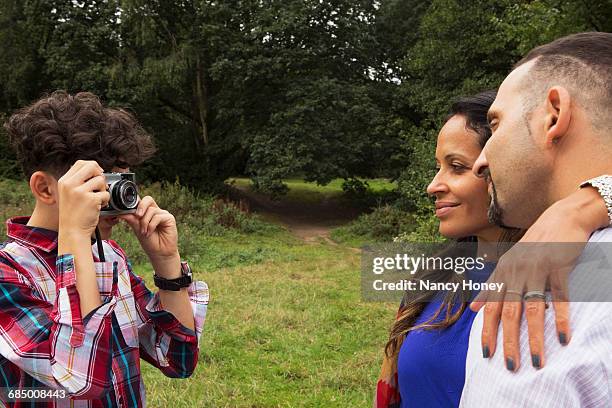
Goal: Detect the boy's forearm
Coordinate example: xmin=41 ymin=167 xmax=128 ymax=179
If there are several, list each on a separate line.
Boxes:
xmin=58 ymin=230 xmax=102 ymax=317
xmin=158 ymin=290 xmax=195 ymax=331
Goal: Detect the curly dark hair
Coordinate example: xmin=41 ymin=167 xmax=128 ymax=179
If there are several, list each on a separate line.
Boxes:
xmin=4 ymin=90 xmax=156 ymax=179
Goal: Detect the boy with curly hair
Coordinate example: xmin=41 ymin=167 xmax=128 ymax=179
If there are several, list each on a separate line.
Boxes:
xmin=0 ymin=91 xmax=209 ymax=407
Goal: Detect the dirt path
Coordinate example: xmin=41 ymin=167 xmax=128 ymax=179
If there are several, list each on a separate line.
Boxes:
xmin=229 ymin=185 xmax=360 ymax=244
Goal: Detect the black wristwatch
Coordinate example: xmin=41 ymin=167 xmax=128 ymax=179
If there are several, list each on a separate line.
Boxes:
xmin=153 ymin=261 xmax=193 ymax=291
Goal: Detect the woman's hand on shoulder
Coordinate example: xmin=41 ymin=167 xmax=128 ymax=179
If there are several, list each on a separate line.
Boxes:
xmin=470 ymin=186 xmax=609 ymax=372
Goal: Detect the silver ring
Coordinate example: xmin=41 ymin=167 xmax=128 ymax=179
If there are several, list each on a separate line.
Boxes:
xmin=523 ymin=291 xmax=546 ymax=301
xmin=505 ymin=289 xmax=523 ymax=298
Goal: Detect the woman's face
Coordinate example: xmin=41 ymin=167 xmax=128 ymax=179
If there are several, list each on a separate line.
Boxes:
xmin=427 ymin=115 xmax=500 ymax=240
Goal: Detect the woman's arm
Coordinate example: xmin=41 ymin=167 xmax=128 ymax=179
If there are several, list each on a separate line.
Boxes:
xmin=471 ymin=182 xmax=610 ymax=371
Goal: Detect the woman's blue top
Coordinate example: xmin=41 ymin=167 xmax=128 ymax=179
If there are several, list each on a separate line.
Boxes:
xmin=398 ymin=263 xmax=496 ymax=408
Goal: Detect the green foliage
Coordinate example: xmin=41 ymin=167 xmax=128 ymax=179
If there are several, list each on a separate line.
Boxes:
xmin=109 ymin=180 xmax=272 ymax=264
xmin=0 ymin=178 xmax=271 ymax=266
xmin=331 ymin=205 xmax=415 ymax=245
xmin=389 ymin=0 xmax=607 ymax=210
xmin=341 ymin=178 xmax=369 ymax=197
xmin=0 ymin=0 xmax=609 ymax=205
xmin=0 ymin=114 xmax=21 ymax=179
xmin=393 ymin=213 xmax=445 ymax=243
xmin=249 ymin=78 xmax=395 ymax=194
xmin=394 ymin=127 xmax=437 ymax=213
xmin=0 ymin=179 xmax=35 ymax=238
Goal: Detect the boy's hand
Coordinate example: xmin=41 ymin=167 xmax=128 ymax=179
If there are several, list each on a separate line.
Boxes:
xmin=58 ymin=160 xmax=110 ymax=237
xmin=118 ymin=196 xmax=180 ymax=269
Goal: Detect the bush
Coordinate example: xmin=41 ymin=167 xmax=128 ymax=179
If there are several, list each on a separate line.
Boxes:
xmin=331 ymin=205 xmax=415 ymax=245
xmin=0 ymin=114 xmax=22 ymax=180
xmin=394 ymin=128 xmax=437 ymax=212
xmin=0 ymin=178 xmax=270 ymax=264
xmin=393 ymin=213 xmax=445 ymax=243
xmin=0 ymin=179 xmax=34 ymax=237
xmin=111 ymin=180 xmax=271 ymax=263
xmin=341 ymin=178 xmax=369 ymax=197
xmin=140 ymin=180 xmax=268 ymax=236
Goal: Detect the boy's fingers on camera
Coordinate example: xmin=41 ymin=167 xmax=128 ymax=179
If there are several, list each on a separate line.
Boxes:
xmin=118 ymin=213 xmax=139 ymax=229
xmin=140 ymin=206 xmax=161 ymax=235
xmin=145 ymin=211 xmax=173 ymax=237
xmin=136 ymin=196 xmax=158 ymax=217
xmin=93 ymin=191 xmax=111 ymax=208
xmin=71 ymin=160 xmax=104 ymax=182
xmin=82 ymin=175 xmax=107 ymax=193
xmin=65 ymin=159 xmax=87 ymax=174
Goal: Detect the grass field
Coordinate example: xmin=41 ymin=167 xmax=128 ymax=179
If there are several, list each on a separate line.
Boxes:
xmin=228 ymin=177 xmax=396 ymax=204
xmin=140 ymin=232 xmax=394 ymax=407
xmin=0 ymin=178 xmax=397 ymax=407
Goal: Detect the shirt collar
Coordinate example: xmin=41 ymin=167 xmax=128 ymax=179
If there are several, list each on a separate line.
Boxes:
xmin=6 ymin=216 xmax=59 ymax=253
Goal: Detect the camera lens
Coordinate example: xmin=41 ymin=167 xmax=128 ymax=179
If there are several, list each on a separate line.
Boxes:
xmin=112 ymin=180 xmax=139 ymax=210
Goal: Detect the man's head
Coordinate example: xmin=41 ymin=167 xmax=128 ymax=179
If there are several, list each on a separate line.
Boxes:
xmin=473 ymin=32 xmax=612 ymax=228
xmin=4 ymin=90 xmax=156 ymax=237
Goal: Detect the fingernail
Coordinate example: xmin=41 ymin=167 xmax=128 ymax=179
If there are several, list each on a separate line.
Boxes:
xmin=137 ymin=209 xmax=143 ymax=216
xmin=531 ymin=354 xmax=541 ymax=369
xmin=559 ymin=332 xmax=568 ymax=345
xmin=482 ymin=345 xmax=490 ymax=358
xmin=505 ymin=357 xmax=515 ymax=372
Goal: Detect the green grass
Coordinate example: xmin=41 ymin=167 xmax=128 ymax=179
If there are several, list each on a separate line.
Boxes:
xmin=329 ymin=227 xmax=375 ymax=248
xmin=0 ymin=177 xmax=398 ymax=407
xmin=137 ymin=233 xmax=395 ymax=407
xmin=228 ymin=177 xmax=396 ymax=204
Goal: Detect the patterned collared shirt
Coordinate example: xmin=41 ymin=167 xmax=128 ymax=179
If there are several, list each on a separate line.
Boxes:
xmin=0 ymin=217 xmax=209 ymax=407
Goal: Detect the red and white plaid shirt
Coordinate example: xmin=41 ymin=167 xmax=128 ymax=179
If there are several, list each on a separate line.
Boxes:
xmin=0 ymin=217 xmax=209 ymax=407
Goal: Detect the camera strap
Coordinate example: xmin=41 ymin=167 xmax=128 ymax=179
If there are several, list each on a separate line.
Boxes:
xmin=94 ymin=227 xmax=106 ymax=262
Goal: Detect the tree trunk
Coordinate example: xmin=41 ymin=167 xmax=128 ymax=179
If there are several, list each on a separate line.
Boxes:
xmin=195 ymin=55 xmax=209 ymax=148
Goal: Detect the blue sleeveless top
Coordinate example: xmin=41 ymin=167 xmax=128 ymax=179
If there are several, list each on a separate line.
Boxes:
xmin=397 ymin=263 xmax=496 ymax=408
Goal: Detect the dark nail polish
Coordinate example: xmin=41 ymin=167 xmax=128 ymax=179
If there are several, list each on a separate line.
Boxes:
xmin=531 ymin=354 xmax=541 ymax=369
xmin=506 ymin=357 xmax=515 ymax=371
xmin=559 ymin=332 xmax=567 ymax=345
xmin=482 ymin=345 xmax=490 ymax=358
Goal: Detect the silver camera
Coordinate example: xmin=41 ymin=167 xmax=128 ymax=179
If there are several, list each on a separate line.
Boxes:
xmin=100 ymin=173 xmax=139 ymax=216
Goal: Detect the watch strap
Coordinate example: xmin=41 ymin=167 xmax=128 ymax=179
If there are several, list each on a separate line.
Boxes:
xmin=153 ymin=261 xmax=193 ymax=291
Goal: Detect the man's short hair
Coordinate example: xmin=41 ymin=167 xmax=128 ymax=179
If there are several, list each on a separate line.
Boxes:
xmin=4 ymin=90 xmax=156 ymax=179
xmin=514 ymin=32 xmax=612 ymax=131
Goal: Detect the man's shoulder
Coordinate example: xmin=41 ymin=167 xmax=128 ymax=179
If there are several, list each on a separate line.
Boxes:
xmin=569 ymin=228 xmax=612 ymax=304
xmin=588 ymin=226 xmax=612 ymax=242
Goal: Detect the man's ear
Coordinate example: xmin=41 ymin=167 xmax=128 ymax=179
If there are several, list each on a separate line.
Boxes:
xmin=29 ymin=171 xmax=58 ymax=205
xmin=544 ymin=86 xmax=571 ymax=147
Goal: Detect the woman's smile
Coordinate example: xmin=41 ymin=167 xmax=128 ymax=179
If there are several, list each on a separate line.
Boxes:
xmin=435 ymin=201 xmax=460 ymax=217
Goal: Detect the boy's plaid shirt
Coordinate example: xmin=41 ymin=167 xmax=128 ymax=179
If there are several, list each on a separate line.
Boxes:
xmin=0 ymin=217 xmax=209 ymax=407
